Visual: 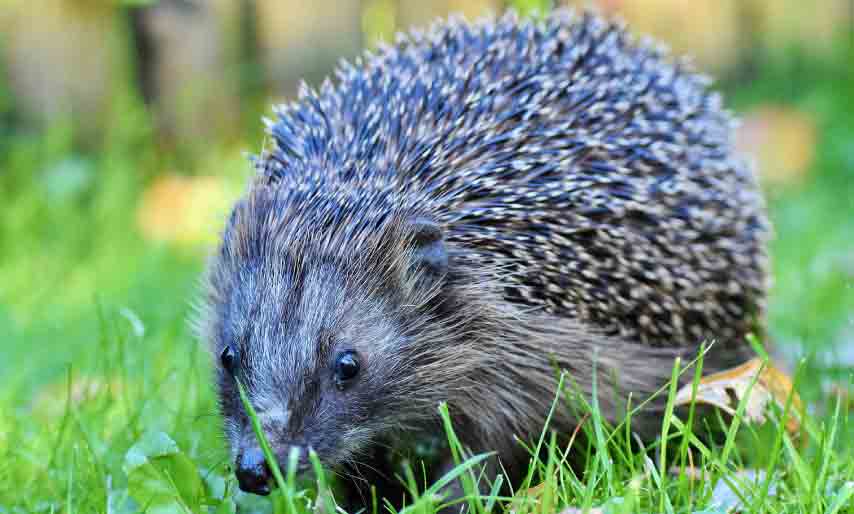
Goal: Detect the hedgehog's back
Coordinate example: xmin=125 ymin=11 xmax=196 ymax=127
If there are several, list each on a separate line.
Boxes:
xmin=257 ymin=9 xmax=769 ymax=356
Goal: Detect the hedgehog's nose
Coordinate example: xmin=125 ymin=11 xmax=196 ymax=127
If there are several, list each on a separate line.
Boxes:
xmin=235 ymin=447 xmax=272 ymax=496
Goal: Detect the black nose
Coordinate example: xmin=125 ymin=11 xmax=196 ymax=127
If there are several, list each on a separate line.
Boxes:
xmin=235 ymin=447 xmax=272 ymax=496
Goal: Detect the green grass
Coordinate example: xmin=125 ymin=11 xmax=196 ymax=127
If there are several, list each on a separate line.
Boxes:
xmin=1 ymin=31 xmax=853 ymax=514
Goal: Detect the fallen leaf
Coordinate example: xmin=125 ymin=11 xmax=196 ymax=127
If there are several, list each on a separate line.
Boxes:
xmin=674 ymin=358 xmax=802 ymax=434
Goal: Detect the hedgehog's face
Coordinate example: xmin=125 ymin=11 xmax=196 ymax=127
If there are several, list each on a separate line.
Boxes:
xmin=207 ymin=214 xmax=449 ymax=495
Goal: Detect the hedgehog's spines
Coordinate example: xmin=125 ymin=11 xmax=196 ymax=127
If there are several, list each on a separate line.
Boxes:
xmin=242 ymin=4 xmax=768 ymax=384
xmin=206 ymin=9 xmax=769 ymax=503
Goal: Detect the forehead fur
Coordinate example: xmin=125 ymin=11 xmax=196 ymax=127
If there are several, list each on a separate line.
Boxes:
xmin=221 ymin=258 xmax=399 ymax=401
xmin=200 ymin=178 xmax=436 ymax=356
xmin=219 ymin=179 xmax=423 ymax=274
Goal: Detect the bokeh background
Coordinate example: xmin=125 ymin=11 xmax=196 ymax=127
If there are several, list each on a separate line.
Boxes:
xmin=0 ymin=0 xmax=852 ymax=509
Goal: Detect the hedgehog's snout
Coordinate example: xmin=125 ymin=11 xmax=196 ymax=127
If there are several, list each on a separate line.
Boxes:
xmin=235 ymin=447 xmax=272 ymax=495
xmin=235 ymin=443 xmax=313 ymax=495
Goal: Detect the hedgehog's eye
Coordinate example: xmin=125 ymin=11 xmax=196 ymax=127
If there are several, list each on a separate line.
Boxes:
xmin=221 ymin=344 xmax=238 ymax=376
xmin=334 ymin=351 xmax=360 ymax=390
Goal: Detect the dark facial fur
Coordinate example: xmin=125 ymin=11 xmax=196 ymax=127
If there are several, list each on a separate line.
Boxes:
xmin=198 ymin=8 xmax=769 ymax=502
xmin=204 ymin=191 xmax=452 ymax=467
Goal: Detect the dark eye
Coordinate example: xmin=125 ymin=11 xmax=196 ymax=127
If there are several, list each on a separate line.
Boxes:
xmin=221 ymin=344 xmax=238 ymax=376
xmin=334 ymin=351 xmax=360 ymax=389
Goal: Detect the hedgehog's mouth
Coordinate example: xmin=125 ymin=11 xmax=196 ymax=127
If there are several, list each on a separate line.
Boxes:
xmin=234 ymin=446 xmax=315 ymax=496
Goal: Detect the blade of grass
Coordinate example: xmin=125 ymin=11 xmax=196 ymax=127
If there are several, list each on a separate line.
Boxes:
xmin=401 ymin=453 xmax=492 ymax=514
xmin=285 ymin=446 xmax=301 ymax=514
xmin=588 ymin=359 xmax=614 ymax=497
xmin=676 ymin=347 xmax=704 ymax=505
xmin=484 ymin=473 xmax=503 ymax=513
xmin=827 ymin=482 xmax=854 ymax=514
xmin=658 ymin=357 xmax=682 ymax=513
xmin=67 ymin=445 xmax=74 ymax=514
xmin=718 ymin=357 xmax=764 ymax=466
xmin=643 ymin=453 xmax=674 ymax=514
xmin=235 ymin=378 xmax=287 ymax=498
xmin=309 ymin=450 xmax=336 ymax=514
xmin=528 ymin=372 xmax=568 ymax=486
xmin=753 ymin=357 xmax=805 ymax=511
xmin=437 ymin=402 xmax=491 ymax=514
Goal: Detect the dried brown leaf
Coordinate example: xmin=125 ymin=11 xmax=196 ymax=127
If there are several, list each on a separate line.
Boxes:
xmin=674 ymin=358 xmax=802 ymax=434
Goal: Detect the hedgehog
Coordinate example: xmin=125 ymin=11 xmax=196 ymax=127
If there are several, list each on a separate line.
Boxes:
xmin=198 ymin=9 xmax=769 ymax=510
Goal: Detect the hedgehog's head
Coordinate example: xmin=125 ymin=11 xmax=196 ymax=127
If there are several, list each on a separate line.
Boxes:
xmin=199 ymin=184 xmax=458 ymax=495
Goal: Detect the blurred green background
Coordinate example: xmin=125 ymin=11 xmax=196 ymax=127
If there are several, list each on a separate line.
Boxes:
xmin=0 ymin=0 xmax=852 ymax=510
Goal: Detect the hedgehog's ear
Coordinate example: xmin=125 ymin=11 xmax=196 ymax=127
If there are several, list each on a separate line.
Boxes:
xmin=406 ymin=218 xmax=448 ymax=286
